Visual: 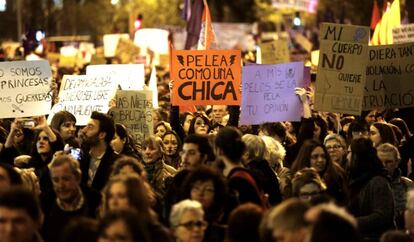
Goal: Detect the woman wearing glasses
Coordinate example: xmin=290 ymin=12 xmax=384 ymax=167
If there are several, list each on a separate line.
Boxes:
xmin=170 ymin=199 xmax=208 ymax=242
xmin=324 ymin=134 xmax=348 ymax=169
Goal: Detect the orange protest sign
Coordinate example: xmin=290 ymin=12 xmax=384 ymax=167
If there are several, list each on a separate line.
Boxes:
xmin=171 ymin=49 xmax=241 ymax=106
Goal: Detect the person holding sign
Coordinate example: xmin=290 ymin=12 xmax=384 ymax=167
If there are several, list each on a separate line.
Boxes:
xmin=1 ymin=119 xmax=35 ymax=165
xmin=50 ymin=111 xmax=79 ymax=148
xmin=26 ymin=116 xmax=65 ymax=192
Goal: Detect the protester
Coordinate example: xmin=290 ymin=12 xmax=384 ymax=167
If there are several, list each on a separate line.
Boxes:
xmin=261 ymin=198 xmax=310 ymax=242
xmin=142 ymin=136 xmax=176 ymax=199
xmin=210 ymin=105 xmax=228 ymax=125
xmin=170 ymin=199 xmax=207 ymax=242
xmin=155 ymin=121 xmax=172 ymax=138
xmin=97 ymin=209 xmax=152 ymax=242
xmin=0 ymin=162 xmax=23 ymax=192
xmin=50 ymin=110 xmax=79 ymax=148
xmin=188 ymin=113 xmax=211 ymax=135
xmin=79 ymin=111 xmax=119 ymax=191
xmin=305 ymin=203 xmax=362 ymax=242
xmin=347 ymin=137 xmax=395 ymax=242
xmin=0 ymin=187 xmax=43 ymax=242
xmin=370 ymin=122 xmax=398 ymax=147
xmin=377 ymin=143 xmax=413 ymax=229
xmin=101 ymin=174 xmax=172 ymax=242
xmin=323 ymin=133 xmax=348 ymax=168
xmin=291 ymin=140 xmax=347 ymax=204
xmin=226 ymin=203 xmax=264 ymax=242
xmin=215 ymin=127 xmax=264 ymax=208
xmin=162 ymin=130 xmax=182 ymax=169
xmin=111 ymin=123 xmax=141 ymax=159
xmin=41 ymin=154 xmax=101 ymax=242
xmin=180 ymin=166 xmax=226 ymax=242
xmin=242 ymin=134 xmax=282 ymax=205
xmin=61 ymin=217 xmax=99 ymax=242
xmin=291 ymin=168 xmax=327 ymax=202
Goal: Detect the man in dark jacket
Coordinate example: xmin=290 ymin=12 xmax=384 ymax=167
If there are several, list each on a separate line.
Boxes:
xmin=41 ymin=154 xmax=101 ymax=242
xmin=79 ymin=111 xmax=118 ymax=191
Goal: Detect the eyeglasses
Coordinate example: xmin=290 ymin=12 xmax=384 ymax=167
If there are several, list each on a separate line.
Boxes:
xmin=176 ymin=220 xmax=208 ymax=230
xmin=299 ymin=191 xmax=321 ymax=199
xmin=191 ymin=185 xmax=215 ymax=194
xmin=326 ymin=145 xmax=342 ymax=150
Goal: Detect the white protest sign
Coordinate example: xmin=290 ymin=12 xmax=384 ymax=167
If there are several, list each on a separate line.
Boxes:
xmin=56 ymin=75 xmax=118 ymax=125
xmin=0 ymin=60 xmax=52 ymax=118
xmin=109 ymin=90 xmax=154 ymax=145
xmin=103 ymin=34 xmax=130 ymax=57
xmin=86 ymin=64 xmax=145 ymax=90
xmin=392 ymin=24 xmax=414 ymax=44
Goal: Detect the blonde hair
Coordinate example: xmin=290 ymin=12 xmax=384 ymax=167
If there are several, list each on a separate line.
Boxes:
xmin=261 ymin=135 xmax=286 ymax=168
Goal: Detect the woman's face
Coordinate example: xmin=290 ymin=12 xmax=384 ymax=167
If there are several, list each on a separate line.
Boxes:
xmin=310 ymin=146 xmax=327 ymax=173
xmin=155 ymin=125 xmax=167 ymax=138
xmin=13 ymin=129 xmax=24 ymax=144
xmin=98 ymin=219 xmax=133 ymax=242
xmin=183 ymin=115 xmax=194 ymax=134
xmin=143 ymin=143 xmax=162 ymax=164
xmin=190 ymin=180 xmax=215 ymax=209
xmin=111 ymin=134 xmax=125 ymax=154
xmin=36 ymin=131 xmax=51 ymax=155
xmin=59 ymin=121 xmax=76 ymax=141
xmin=108 ymin=182 xmax=130 ymax=211
xmin=174 ymin=210 xmax=206 ymax=242
xmin=194 ymin=117 xmax=208 ymax=135
xmin=298 ymin=183 xmax=321 ymax=202
xmin=325 ymin=139 xmax=344 ymax=163
xmin=163 ymin=134 xmax=178 ymax=156
xmin=365 ymin=110 xmax=377 ymax=125
xmin=370 ymin=125 xmax=381 ymax=147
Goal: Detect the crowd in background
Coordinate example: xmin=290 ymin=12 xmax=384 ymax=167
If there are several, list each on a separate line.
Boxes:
xmin=1 ymin=53 xmax=414 ymax=242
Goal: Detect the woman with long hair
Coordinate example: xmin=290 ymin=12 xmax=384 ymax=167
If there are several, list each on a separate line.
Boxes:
xmin=101 ymin=174 xmax=172 ymax=242
xmin=291 ymin=139 xmax=347 ymax=204
xmin=347 ymin=138 xmax=395 ymax=242
xmin=111 ymin=123 xmax=141 ymax=160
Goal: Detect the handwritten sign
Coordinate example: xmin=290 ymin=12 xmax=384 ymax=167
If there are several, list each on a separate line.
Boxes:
xmin=103 ymin=34 xmax=130 ymax=58
xmin=55 ymin=75 xmax=118 ymax=125
xmin=86 ymin=64 xmax=145 ymax=90
xmin=314 ymin=23 xmax=369 ymax=115
xmin=0 ymin=60 xmax=52 ymax=118
xmin=115 ymin=38 xmax=141 ymax=64
xmin=363 ymin=43 xmax=414 ymax=110
xmin=392 ymin=24 xmax=414 ymax=44
xmin=240 ymin=62 xmax=304 ymax=125
xmin=259 ymin=40 xmax=290 ymax=64
xmin=109 ymin=90 xmax=153 ymax=145
xmin=170 ymin=49 xmax=241 ymax=106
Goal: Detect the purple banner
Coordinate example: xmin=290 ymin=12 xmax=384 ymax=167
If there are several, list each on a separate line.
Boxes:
xmin=240 ymin=62 xmax=305 ymax=125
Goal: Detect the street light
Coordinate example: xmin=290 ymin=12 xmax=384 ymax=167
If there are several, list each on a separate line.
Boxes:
xmin=111 ymin=0 xmax=119 ymax=5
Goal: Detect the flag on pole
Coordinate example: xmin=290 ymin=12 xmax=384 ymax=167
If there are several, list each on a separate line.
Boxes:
xmin=197 ymin=0 xmax=217 ymax=50
xmin=370 ymin=0 xmax=381 ymax=30
xmin=184 ymin=0 xmax=204 ymax=50
xmin=149 ymin=65 xmax=159 ymax=109
xmin=371 ymin=0 xmax=401 ymax=45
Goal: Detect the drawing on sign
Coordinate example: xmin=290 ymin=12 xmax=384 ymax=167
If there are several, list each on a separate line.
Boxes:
xmin=12 ymin=104 xmax=24 ymax=113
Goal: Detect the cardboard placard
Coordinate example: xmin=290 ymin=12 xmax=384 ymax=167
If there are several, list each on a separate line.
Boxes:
xmin=0 ymin=60 xmax=52 ymax=118
xmin=392 ymin=24 xmax=414 ymax=44
xmin=86 ymin=64 xmax=145 ymax=90
xmin=314 ymin=23 xmax=369 ymax=115
xmin=109 ymin=90 xmax=154 ymax=145
xmin=363 ymin=43 xmax=414 ymax=110
xmin=259 ymin=40 xmax=290 ymax=64
xmin=55 ymin=75 xmax=118 ymax=125
xmin=171 ymin=49 xmax=241 ymax=105
xmin=240 ymin=62 xmax=304 ymax=125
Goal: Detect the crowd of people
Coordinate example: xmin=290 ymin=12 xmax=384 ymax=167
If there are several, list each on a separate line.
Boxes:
xmin=0 ymin=58 xmax=414 ymax=242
